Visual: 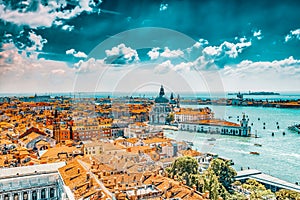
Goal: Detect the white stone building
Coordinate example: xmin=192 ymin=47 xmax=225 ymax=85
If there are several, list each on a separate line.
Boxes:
xmin=179 ymin=114 xmax=251 ymax=137
xmin=0 ymin=162 xmax=66 ymax=200
xmin=149 ymin=86 xmax=172 ymax=125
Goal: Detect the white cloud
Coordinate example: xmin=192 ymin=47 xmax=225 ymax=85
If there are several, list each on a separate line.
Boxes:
xmin=202 ymin=39 xmax=251 ymax=60
xmin=0 ymin=0 xmax=101 ymax=28
xmin=222 ymin=56 xmax=300 ymax=77
xmin=147 ymin=48 xmax=160 ymax=60
xmin=203 ymin=46 xmax=221 ymax=57
xmin=105 ymin=44 xmax=139 ymax=64
xmin=285 ymin=28 xmax=300 ymax=42
xmin=147 ymin=47 xmax=184 ymax=60
xmin=66 ymin=49 xmax=76 ymax=55
xmin=74 ymin=58 xmax=105 ymax=73
xmin=147 ymin=38 xmax=251 ymax=71
xmin=173 ymin=62 xmax=194 ymax=72
xmin=253 ymin=30 xmax=263 ymax=40
xmin=74 ymin=51 xmax=88 ymax=58
xmin=160 ymin=47 xmax=184 ymax=58
xmin=154 ymin=60 xmax=173 ymax=74
xmin=285 ymin=35 xmax=292 ymax=43
xmin=66 ymin=49 xmax=88 ymax=58
xmin=62 ymin=25 xmax=75 ymax=31
xmin=26 ymin=31 xmax=47 ymax=51
xmin=221 ymin=57 xmax=300 ymax=91
xmin=0 ymin=43 xmax=76 ymax=93
xmin=198 ymin=38 xmax=209 ymax=46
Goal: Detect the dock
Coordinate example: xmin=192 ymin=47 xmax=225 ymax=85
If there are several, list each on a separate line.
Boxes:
xmin=235 ymin=169 xmax=300 ymax=193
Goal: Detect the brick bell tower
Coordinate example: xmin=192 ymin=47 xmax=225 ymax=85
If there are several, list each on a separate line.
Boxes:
xmin=53 ymin=109 xmax=61 ymax=144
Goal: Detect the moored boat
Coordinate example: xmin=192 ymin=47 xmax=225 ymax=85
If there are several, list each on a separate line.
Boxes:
xmin=288 ymin=124 xmax=300 ymax=133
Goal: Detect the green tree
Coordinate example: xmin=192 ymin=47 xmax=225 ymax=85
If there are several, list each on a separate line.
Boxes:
xmin=203 ymin=168 xmax=221 ymax=200
xmin=166 ymin=157 xmax=246 ymax=200
xmin=242 ymin=179 xmax=275 ymax=200
xmin=167 ymin=156 xmax=199 ymax=186
xmin=276 ymin=189 xmax=300 ymax=200
xmin=165 ymin=113 xmax=175 ymax=124
xmin=209 ymin=158 xmax=237 ymax=191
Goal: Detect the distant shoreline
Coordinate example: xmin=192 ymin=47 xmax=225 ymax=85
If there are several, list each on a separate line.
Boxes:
xmin=228 ymin=92 xmax=280 ymax=96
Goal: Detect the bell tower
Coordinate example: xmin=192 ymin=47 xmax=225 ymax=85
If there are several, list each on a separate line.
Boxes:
xmin=53 ymin=109 xmax=61 ymax=144
xmin=240 ymin=113 xmax=250 ymax=136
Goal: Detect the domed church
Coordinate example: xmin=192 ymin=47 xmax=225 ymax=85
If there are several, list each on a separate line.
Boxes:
xmin=149 ymin=85 xmax=172 ymax=124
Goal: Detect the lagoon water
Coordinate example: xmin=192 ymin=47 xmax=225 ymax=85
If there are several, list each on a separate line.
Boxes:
xmin=165 ymin=105 xmax=300 ymax=184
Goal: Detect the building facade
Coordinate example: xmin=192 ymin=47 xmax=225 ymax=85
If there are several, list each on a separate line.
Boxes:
xmin=179 ymin=114 xmax=251 ymax=137
xmin=149 ymin=85 xmax=172 ymax=125
xmin=0 ymin=162 xmax=66 ymax=200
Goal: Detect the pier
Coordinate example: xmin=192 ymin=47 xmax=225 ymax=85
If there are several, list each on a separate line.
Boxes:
xmin=235 ymin=169 xmax=300 ymax=193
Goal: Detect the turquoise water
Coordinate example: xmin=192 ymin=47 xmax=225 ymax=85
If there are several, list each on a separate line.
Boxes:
xmin=165 ymin=105 xmax=300 ymax=184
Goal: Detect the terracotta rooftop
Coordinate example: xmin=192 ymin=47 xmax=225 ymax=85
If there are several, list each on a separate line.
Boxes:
xmin=185 ymin=119 xmax=240 ymax=127
xmin=58 ymin=159 xmax=103 ymax=199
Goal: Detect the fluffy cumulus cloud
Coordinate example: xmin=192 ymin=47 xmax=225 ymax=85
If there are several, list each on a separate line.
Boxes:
xmin=1 ymin=31 xmax=48 ymax=61
xmin=148 ymin=47 xmax=184 ymax=60
xmin=149 ymin=38 xmax=252 ymax=72
xmin=202 ymin=40 xmax=251 ymax=60
xmin=0 ymin=0 xmax=101 ymax=28
xmin=221 ymin=56 xmax=300 ymax=91
xmin=105 ymin=43 xmax=139 ymax=64
xmin=74 ymin=58 xmax=105 ymax=73
xmin=147 ymin=48 xmax=160 ymax=60
xmin=0 ymin=43 xmax=75 ymax=92
xmin=66 ymin=49 xmax=88 ymax=58
xmin=160 ymin=47 xmax=184 ymax=58
xmin=223 ymin=56 xmax=300 ymax=77
xmin=26 ymin=31 xmax=47 ymax=51
xmin=285 ymin=28 xmax=300 ymax=42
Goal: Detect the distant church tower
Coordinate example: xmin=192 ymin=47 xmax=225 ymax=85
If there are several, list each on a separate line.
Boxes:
xmin=53 ymin=109 xmax=61 ymax=143
xmin=240 ymin=114 xmax=250 ymax=136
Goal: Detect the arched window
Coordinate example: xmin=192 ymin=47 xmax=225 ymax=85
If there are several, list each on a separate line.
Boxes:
xmin=32 ymin=191 xmax=37 ymax=200
xmin=14 ymin=193 xmax=19 ymax=200
xmin=50 ymin=188 xmax=55 ymax=198
xmin=41 ymin=188 xmax=46 ymax=199
xmin=23 ymin=192 xmax=28 ymax=200
xmin=4 ymin=194 xmax=9 ymax=200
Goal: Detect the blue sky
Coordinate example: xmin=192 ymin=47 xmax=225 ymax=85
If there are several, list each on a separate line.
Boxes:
xmin=0 ymin=0 xmax=300 ymax=94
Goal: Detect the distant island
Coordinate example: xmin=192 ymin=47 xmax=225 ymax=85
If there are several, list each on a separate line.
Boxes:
xmin=228 ymin=91 xmax=280 ymax=96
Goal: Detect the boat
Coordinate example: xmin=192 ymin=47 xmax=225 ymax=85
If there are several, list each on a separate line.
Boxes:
xmin=254 ymin=143 xmax=262 ymax=147
xmin=183 ymin=140 xmax=194 ymax=146
xmin=288 ymin=124 xmax=300 ymax=133
xmin=207 ymin=138 xmax=216 ymax=141
xmin=250 ymin=151 xmax=260 ymax=155
xmin=162 ymin=125 xmax=179 ymax=131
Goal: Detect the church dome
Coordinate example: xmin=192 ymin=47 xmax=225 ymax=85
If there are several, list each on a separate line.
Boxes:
xmin=154 ymin=85 xmax=169 ymax=103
